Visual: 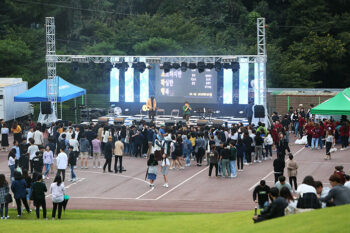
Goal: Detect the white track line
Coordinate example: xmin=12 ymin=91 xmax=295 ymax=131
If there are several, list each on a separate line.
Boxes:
xmin=248 ymin=147 xmax=305 ymax=191
xmin=136 ymin=187 xmax=154 ymax=199
xmin=68 ymin=196 xmax=156 ymax=201
xmin=77 ymin=170 xmax=150 ymax=184
xmin=45 ymin=178 xmax=86 ymax=198
xmin=155 ymin=166 xmax=209 ymax=200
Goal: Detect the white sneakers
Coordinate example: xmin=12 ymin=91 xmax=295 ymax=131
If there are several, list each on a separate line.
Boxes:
xmin=163 ymin=183 xmax=169 ymax=188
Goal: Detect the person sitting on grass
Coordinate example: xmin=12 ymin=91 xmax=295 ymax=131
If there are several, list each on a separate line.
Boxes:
xmin=319 ymin=174 xmax=350 ymax=206
xmin=252 ymin=187 xmax=288 ymax=223
xmin=275 ymin=176 xmax=293 ymax=193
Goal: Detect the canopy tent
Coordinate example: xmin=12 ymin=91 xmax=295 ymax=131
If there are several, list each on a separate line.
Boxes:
xmin=14 ymin=76 xmax=86 ymax=102
xmin=310 ymin=87 xmax=350 ymax=115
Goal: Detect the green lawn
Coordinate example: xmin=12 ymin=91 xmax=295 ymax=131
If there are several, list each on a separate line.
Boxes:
xmin=1 ymin=205 xmax=349 ymax=233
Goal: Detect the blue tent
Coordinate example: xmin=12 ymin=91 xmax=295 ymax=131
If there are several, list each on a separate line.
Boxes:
xmin=14 ymin=77 xmax=86 ymax=102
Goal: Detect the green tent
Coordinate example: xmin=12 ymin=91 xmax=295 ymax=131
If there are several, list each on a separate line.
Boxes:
xmin=310 ymin=88 xmax=350 ymax=115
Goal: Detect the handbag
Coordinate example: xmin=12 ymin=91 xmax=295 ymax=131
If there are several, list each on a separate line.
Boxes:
xmin=5 ymin=193 xmax=12 ymax=203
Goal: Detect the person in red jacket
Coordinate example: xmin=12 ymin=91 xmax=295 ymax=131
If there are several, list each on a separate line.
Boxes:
xmin=311 ymin=123 xmax=321 ymax=149
xmin=339 ymin=122 xmax=349 ymax=150
xmin=304 ymin=121 xmax=314 ymax=148
xmin=298 ymin=114 xmax=306 ymax=139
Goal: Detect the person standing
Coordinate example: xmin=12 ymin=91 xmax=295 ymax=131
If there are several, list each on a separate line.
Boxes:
xmin=273 ymin=155 xmax=285 ymax=183
xmin=79 ymin=135 xmax=90 ymax=169
xmin=50 ymin=175 xmax=65 ymax=220
xmin=208 ymin=145 xmax=219 ymax=177
xmin=325 ymin=130 xmax=335 ymax=160
xmin=147 ymin=154 xmax=158 ymax=188
xmin=182 ymin=101 xmax=192 ymax=122
xmin=0 ymin=174 xmax=10 ymax=219
xmin=92 ymin=135 xmax=102 ymax=168
xmin=11 ymin=121 xmax=22 ymax=144
xmin=264 ymin=131 xmax=273 ymax=160
xmin=229 ymin=141 xmax=237 ymax=178
xmin=31 ymin=174 xmax=47 ymax=219
xmin=27 ymin=138 xmax=39 ymax=174
xmin=254 ymin=132 xmax=264 ymax=162
xmin=1 ymin=123 xmax=9 ymax=152
xmin=56 ymin=148 xmax=68 ymax=182
xmin=33 ymin=127 xmax=44 ymax=146
xmin=287 ymin=154 xmax=298 ymax=190
xmin=114 ymin=136 xmax=124 ymax=173
xmin=253 ymin=180 xmax=270 ymax=209
xmin=161 ymin=154 xmax=170 ymax=188
xmin=43 ymin=146 xmax=54 ymax=179
xmin=146 ymin=126 xmax=154 ymax=158
xmin=8 ymin=150 xmax=16 ymax=181
xmin=68 ymin=146 xmax=77 ymax=182
xmin=103 ymin=136 xmax=113 ymax=172
xmin=146 ymin=96 xmax=157 ymax=120
xmin=236 ymin=138 xmax=245 ymax=171
xmin=245 ymin=101 xmax=253 ymax=125
xmin=220 ymin=143 xmax=231 ymax=178
xmin=11 ymin=171 xmax=31 ymax=217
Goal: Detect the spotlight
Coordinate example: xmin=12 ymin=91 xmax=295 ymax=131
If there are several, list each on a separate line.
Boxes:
xmin=189 ymin=63 xmax=197 ymax=70
xmin=214 ymin=62 xmax=222 ymax=72
xmin=115 ymin=62 xmax=122 ymax=69
xmin=223 ymin=63 xmax=231 ymax=69
xmin=162 ymin=62 xmax=172 ymax=73
xmin=121 ymin=62 xmax=129 ymax=71
xmin=181 ymin=62 xmax=187 ymax=72
xmin=232 ymin=62 xmax=240 ymax=72
xmin=206 ymin=63 xmax=214 ymax=69
xmin=172 ymin=63 xmax=180 ymax=70
xmin=197 ymin=62 xmax=205 ymax=73
xmin=137 ymin=62 xmax=146 ymax=73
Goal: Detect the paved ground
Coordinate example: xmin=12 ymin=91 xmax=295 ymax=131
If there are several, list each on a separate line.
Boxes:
xmin=1 ymin=135 xmax=349 ymax=213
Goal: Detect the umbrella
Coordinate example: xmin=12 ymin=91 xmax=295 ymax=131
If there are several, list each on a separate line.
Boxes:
xmin=63 ymin=195 xmax=70 ymax=211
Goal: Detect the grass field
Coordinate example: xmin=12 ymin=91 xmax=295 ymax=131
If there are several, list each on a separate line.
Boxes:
xmin=1 ymin=204 xmax=349 ymax=233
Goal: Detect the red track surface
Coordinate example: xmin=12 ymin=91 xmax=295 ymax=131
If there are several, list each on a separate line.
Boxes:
xmin=1 ymin=135 xmax=349 ymax=213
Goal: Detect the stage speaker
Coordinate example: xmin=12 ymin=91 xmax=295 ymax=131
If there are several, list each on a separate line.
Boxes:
xmin=41 ymin=102 xmax=52 ymax=114
xmin=197 ymin=119 xmax=208 ymax=126
xmin=165 ymin=120 xmax=175 ymax=127
xmin=98 ymin=117 xmax=109 ymax=123
xmin=254 ymin=105 xmax=265 ymax=118
xmin=114 ymin=117 xmax=124 ymax=124
xmin=212 ymin=120 xmax=223 ymax=127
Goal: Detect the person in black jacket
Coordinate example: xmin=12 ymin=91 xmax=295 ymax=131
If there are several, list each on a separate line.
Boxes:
xmin=68 ymin=146 xmax=77 ymax=182
xmin=253 ymin=180 xmax=270 ymax=209
xmin=253 ymin=187 xmax=288 ymax=223
xmin=276 ymin=133 xmax=290 ymax=160
xmin=103 ymin=137 xmax=113 ymax=172
xmin=32 ymin=151 xmax=43 ymax=175
xmin=273 ymin=155 xmax=285 ymax=183
xmin=243 ymin=132 xmax=253 ymax=164
xmin=31 ymin=174 xmax=47 ymax=219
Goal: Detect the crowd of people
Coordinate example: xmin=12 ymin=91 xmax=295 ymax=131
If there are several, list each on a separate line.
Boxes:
xmin=252 ymin=166 xmax=350 ymax=223
xmin=0 ymin=106 xmax=349 ymax=220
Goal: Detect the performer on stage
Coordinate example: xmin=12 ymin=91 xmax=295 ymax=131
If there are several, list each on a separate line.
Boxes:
xmin=146 ymin=96 xmax=157 ymax=120
xmin=183 ymin=101 xmax=192 ymax=122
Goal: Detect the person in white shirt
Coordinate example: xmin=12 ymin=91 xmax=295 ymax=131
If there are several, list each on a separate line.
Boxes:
xmin=56 ymin=148 xmax=68 ymax=182
xmin=296 ymin=176 xmax=317 ymax=197
xmin=50 ymin=175 xmax=65 ymax=220
xmin=344 ymin=175 xmax=350 ymax=190
xmin=27 ymin=138 xmax=39 ymax=173
xmin=161 ymin=153 xmax=170 ymax=188
xmin=26 ymin=127 xmax=34 ymax=144
xmin=33 ymin=128 xmax=44 ymax=146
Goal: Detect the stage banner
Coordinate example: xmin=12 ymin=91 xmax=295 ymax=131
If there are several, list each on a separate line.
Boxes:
xmin=239 ymin=58 xmax=249 ymax=104
xmin=139 ymin=58 xmax=149 ymax=103
xmin=223 ymin=68 xmax=233 ymax=104
xmin=110 ymin=67 xmax=119 ymax=102
xmin=125 ymin=65 xmax=134 ymax=102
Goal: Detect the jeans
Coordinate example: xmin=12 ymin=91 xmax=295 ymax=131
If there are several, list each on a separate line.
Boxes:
xmin=129 ymin=142 xmax=134 ymax=155
xmin=294 ymin=122 xmax=299 ymax=136
xmin=0 ymin=203 xmax=8 ymax=218
xmin=311 ymin=138 xmax=319 ymax=149
xmin=124 ymin=143 xmax=130 ymax=154
xmin=221 ymin=159 xmax=230 ymax=177
xmin=9 ymin=165 xmax=15 ymax=181
xmin=230 ymin=160 xmax=236 ymax=177
xmin=52 ymin=202 xmax=63 ymax=219
xmin=258 ymin=201 xmax=269 ymax=209
xmin=184 ymin=151 xmax=190 ymax=165
xmin=70 ymin=165 xmax=76 ymax=179
xmin=265 ymin=145 xmax=272 ymax=158
xmin=44 ymin=164 xmax=51 ymax=176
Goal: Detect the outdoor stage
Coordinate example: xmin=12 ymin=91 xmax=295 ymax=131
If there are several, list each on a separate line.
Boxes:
xmin=0 ymin=135 xmax=349 ymax=213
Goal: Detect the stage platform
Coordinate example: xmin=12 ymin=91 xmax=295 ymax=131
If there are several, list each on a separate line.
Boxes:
xmin=90 ymin=114 xmax=248 ymax=127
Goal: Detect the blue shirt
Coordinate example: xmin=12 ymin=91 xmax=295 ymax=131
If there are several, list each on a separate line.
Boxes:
xmin=14 ymin=146 xmax=20 ymax=160
xmin=159 ymin=128 xmax=166 ymax=140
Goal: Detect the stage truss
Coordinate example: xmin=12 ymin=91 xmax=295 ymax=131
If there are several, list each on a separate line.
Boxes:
xmin=45 ymin=17 xmax=267 ymax=119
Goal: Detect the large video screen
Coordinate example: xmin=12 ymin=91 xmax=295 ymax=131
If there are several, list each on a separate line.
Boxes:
xmin=155 ymin=67 xmax=217 ymax=103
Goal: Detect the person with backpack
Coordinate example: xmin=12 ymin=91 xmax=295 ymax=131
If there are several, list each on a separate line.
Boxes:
xmin=31 ymin=174 xmax=47 ymax=219
xmin=229 ymin=141 xmax=237 ymax=178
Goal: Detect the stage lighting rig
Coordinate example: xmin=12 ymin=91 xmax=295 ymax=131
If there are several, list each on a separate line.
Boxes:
xmin=232 ymin=62 xmax=240 ymax=72
xmin=197 ymin=62 xmax=205 ymax=73
xmin=105 ymin=61 xmax=113 ymax=71
xmin=172 ymin=63 xmax=180 ymax=70
xmin=72 ymin=61 xmax=79 ymax=72
xmin=189 ymin=63 xmax=197 ymax=70
xmin=162 ymin=62 xmax=172 ymax=73
xmin=223 ymin=63 xmax=231 ymax=69
xmin=214 ymin=62 xmax=222 ymax=72
xmin=205 ymin=63 xmax=214 ymax=69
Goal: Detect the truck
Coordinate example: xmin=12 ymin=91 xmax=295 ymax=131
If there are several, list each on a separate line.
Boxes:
xmin=0 ymin=78 xmax=33 ymax=122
